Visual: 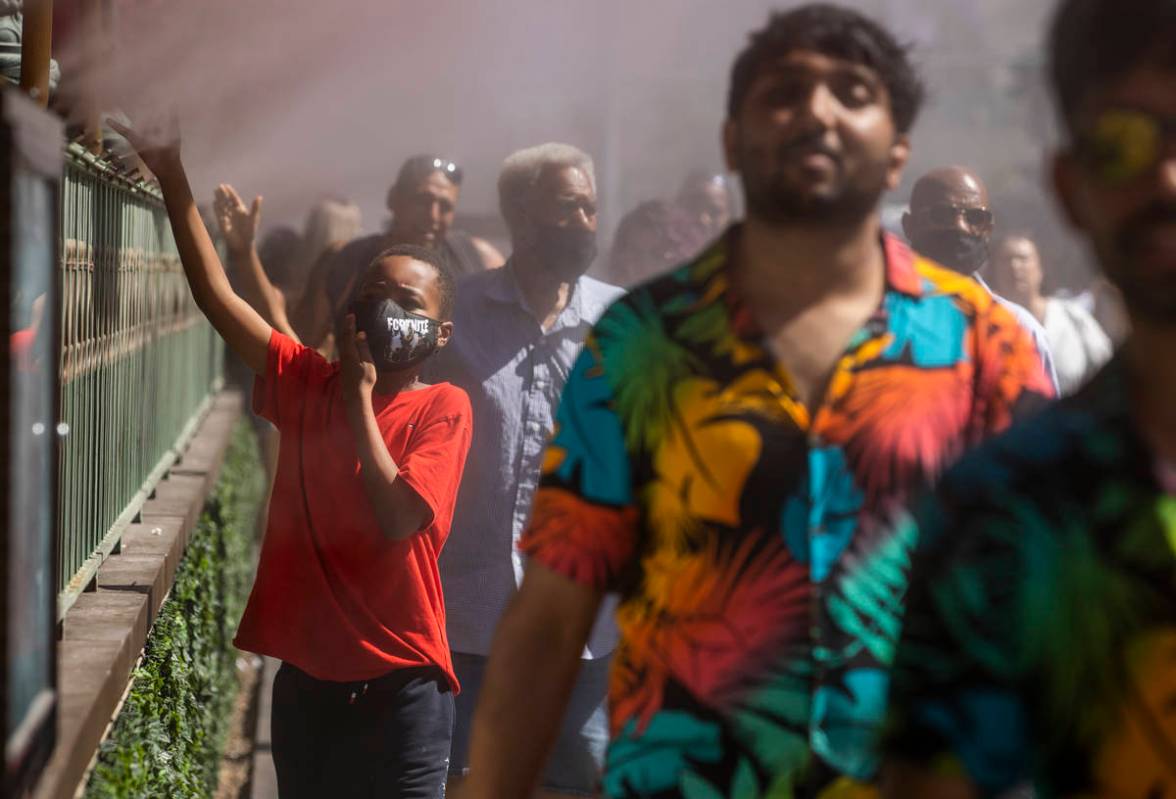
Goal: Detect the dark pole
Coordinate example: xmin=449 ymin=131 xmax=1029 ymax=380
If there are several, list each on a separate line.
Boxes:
xmin=18 ymin=0 xmax=53 ymax=107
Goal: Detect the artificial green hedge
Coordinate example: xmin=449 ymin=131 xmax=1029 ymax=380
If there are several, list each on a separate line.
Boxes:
xmin=84 ymin=421 xmax=264 ymax=799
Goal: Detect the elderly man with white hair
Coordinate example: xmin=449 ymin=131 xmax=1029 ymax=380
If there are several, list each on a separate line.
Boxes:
xmin=428 ymin=143 xmax=623 ymax=797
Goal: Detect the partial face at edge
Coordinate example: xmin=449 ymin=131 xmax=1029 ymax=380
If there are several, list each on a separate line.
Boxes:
xmin=1054 ymin=63 xmax=1176 ymax=325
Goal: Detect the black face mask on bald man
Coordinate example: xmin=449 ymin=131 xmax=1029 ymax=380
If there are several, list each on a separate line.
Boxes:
xmin=349 ymin=297 xmax=441 ymax=371
xmin=916 ymin=229 xmax=990 ymax=275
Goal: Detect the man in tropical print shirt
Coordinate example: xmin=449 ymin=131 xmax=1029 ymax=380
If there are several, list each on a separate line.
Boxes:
xmin=883 ymin=0 xmax=1176 ymax=795
xmin=460 ymin=5 xmax=1054 ymax=798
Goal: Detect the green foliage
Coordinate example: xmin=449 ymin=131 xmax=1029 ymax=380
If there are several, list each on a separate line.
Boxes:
xmin=84 ymin=422 xmax=264 ymax=799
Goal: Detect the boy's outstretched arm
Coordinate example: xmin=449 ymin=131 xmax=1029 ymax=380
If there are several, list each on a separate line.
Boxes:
xmin=111 ymin=118 xmax=273 ymax=374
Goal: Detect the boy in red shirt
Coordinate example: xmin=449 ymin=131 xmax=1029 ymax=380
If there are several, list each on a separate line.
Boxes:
xmin=114 ymin=120 xmax=472 ymax=799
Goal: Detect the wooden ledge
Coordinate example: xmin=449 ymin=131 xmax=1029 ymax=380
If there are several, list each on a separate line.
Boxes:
xmin=33 ymin=391 xmax=244 ymax=799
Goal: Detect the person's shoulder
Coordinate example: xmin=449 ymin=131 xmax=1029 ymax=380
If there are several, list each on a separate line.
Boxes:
xmin=910 ymin=251 xmax=997 ymax=311
xmin=577 ymin=274 xmax=627 ymax=322
xmin=450 ymin=265 xmax=508 ymax=319
xmin=334 ymin=233 xmax=387 ymax=266
xmin=935 ymin=389 xmax=1101 ymax=512
xmin=579 ymin=273 xmax=626 ymax=302
xmin=1053 ymin=294 xmax=1102 ymax=326
xmin=272 ymin=328 xmax=331 ymax=371
xmin=591 ymin=242 xmax=720 ymax=335
xmin=416 ymin=381 xmax=473 ymax=421
xmin=994 ymin=293 xmax=1047 ymax=337
xmin=579 ymin=252 xmax=714 ymax=381
xmin=913 ymin=253 xmax=1046 ymax=344
xmin=455 ymin=262 xmax=505 ymax=294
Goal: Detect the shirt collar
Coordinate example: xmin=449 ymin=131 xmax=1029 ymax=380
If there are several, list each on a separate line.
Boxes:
xmin=484 ymin=261 xmax=523 ymax=304
xmin=882 ymin=233 xmax=925 ymax=298
xmin=486 ymin=259 xmax=585 ymax=328
xmin=717 ymin=226 xmax=926 ymax=315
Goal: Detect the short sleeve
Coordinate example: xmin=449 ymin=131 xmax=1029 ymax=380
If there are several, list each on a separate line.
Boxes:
xmin=519 ymin=335 xmax=640 ymax=592
xmin=252 ymin=329 xmax=334 ymax=428
xmin=973 ymin=300 xmax=1056 ymax=436
xmin=396 ymin=388 xmax=473 ymax=535
xmin=884 ymin=476 xmax=1032 ymax=796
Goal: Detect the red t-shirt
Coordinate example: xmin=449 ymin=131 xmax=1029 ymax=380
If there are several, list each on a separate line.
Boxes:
xmin=233 ymin=331 xmax=472 ymax=688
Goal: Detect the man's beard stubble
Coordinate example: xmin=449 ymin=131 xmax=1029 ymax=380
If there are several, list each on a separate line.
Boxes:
xmin=1107 ymin=200 xmax=1176 ymax=323
xmin=738 ymin=136 xmax=889 ymax=227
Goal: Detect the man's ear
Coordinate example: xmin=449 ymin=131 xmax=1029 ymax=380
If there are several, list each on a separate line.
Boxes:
xmin=886 ymin=134 xmax=912 ymax=190
xmin=1051 ymin=151 xmax=1086 ymax=230
xmin=901 ymin=210 xmax=915 ymax=242
xmin=435 ymin=320 xmax=454 ymax=350
xmin=722 ymin=118 xmax=739 ymax=173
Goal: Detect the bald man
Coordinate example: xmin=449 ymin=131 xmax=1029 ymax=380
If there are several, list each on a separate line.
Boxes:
xmin=904 ymin=166 xmax=1059 ymax=389
xmin=678 ymin=170 xmax=735 ymax=241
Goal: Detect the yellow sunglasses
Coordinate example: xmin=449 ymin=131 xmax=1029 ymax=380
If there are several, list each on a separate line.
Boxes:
xmin=1077 ymin=107 xmax=1175 ymax=185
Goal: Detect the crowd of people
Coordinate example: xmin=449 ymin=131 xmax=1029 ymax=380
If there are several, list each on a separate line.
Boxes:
xmin=109 ymin=0 xmax=1174 ymax=795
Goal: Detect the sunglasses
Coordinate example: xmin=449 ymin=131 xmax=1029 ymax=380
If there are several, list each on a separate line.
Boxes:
xmin=1076 ymin=108 xmax=1175 ymax=185
xmin=430 ymin=157 xmax=463 ymax=185
xmin=914 ymin=203 xmax=995 ymax=231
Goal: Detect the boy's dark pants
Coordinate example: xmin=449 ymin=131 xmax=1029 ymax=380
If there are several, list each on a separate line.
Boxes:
xmin=271 ymin=662 xmax=454 ymax=798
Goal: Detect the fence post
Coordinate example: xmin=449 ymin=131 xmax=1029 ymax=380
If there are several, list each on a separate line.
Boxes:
xmin=18 ymin=0 xmax=53 ymax=107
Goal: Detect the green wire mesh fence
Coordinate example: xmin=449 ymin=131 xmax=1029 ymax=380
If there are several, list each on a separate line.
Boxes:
xmin=57 ymin=143 xmax=223 ymax=618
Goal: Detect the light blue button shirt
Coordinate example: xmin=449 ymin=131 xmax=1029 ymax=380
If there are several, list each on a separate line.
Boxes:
xmin=429 ymin=263 xmax=624 ymax=658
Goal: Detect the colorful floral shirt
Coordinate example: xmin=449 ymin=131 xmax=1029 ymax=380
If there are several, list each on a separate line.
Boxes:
xmin=885 ymin=357 xmax=1176 ymax=798
xmin=519 ymin=230 xmax=1055 ymax=798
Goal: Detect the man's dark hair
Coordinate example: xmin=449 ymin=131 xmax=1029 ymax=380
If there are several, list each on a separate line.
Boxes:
xmin=368 ymin=243 xmax=457 ymax=321
xmin=1048 ymin=0 xmax=1176 ymax=134
xmin=392 ymin=154 xmax=463 ymax=197
xmin=727 ymin=3 xmax=925 ymax=134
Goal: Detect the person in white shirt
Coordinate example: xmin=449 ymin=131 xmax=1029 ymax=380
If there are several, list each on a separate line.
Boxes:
xmin=991 ymin=233 xmax=1113 ymax=395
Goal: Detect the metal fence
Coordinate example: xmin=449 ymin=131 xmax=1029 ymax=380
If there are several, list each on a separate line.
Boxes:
xmin=57 ymin=143 xmax=223 ymax=617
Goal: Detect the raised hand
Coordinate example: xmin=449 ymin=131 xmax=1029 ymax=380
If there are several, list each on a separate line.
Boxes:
xmin=213 ymin=184 xmax=262 ymax=256
xmin=107 ymin=112 xmax=273 ymax=375
xmin=106 ymin=113 xmax=182 ymax=180
xmin=339 ymin=314 xmax=378 ymax=398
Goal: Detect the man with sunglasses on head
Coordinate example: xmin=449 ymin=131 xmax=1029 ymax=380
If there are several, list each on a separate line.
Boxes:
xmin=294 ymin=154 xmax=505 ymax=351
xmin=883 ymin=0 xmax=1176 ymax=795
xmin=904 ymin=166 xmax=1060 ymax=390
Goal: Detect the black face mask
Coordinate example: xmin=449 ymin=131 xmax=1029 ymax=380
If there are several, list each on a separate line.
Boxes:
xmin=916 ymin=230 xmax=990 ymax=274
xmin=533 ymin=224 xmax=598 ymax=280
xmin=349 ymin=297 xmax=441 ymax=371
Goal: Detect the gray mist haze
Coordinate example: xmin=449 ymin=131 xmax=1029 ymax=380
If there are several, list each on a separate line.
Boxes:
xmin=57 ymin=0 xmax=1090 ymax=286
